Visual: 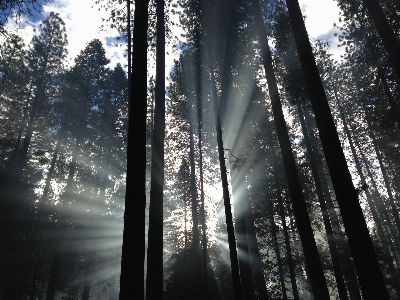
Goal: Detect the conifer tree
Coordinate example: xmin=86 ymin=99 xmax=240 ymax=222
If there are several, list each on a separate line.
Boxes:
xmin=119 ymin=0 xmax=149 ymax=298
xmin=285 ymin=0 xmax=389 ymax=298
xmin=146 ymin=0 xmax=166 ymax=297
xmin=251 ymin=0 xmax=330 ymax=297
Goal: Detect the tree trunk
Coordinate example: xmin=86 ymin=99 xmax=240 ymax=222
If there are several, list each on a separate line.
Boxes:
xmin=119 ymin=0 xmax=149 ymax=298
xmin=336 ymin=100 xmax=399 ymax=291
xmin=146 ymin=0 xmax=165 ymax=297
xmin=285 ymin=0 xmax=389 ymax=297
xmin=303 ymin=108 xmax=362 ymax=300
xmin=237 ymin=169 xmax=270 ymax=300
xmin=189 ymin=113 xmax=200 ymax=249
xmin=277 ymin=189 xmax=299 ymax=300
xmin=297 ymin=102 xmax=348 ymax=300
xmin=267 ymin=190 xmax=287 ymax=300
xmin=231 ymin=167 xmax=256 ymax=300
xmin=82 ymin=251 xmax=95 ymax=300
xmin=45 ymin=252 xmax=61 ymax=300
xmin=212 ymin=70 xmax=242 ymax=300
xmin=29 ymin=238 xmax=42 ymax=300
xmin=378 ymin=69 xmax=400 ymax=128
xmin=362 ymin=0 xmax=400 ymax=79
xmin=252 ymin=0 xmax=329 ymax=298
xmin=14 ymin=85 xmax=40 ymax=175
xmin=363 ymin=105 xmax=400 ymax=238
xmin=40 ymin=123 xmax=66 ymax=209
xmin=194 ymin=18 xmax=209 ymax=292
xmin=9 ymin=81 xmax=33 ymax=172
xmin=127 ymin=0 xmax=131 ymax=115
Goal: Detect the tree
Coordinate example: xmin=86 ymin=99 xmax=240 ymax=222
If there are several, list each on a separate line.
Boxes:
xmin=0 ymin=0 xmax=48 ymax=34
xmin=284 ymin=0 xmax=389 ymax=298
xmin=14 ymin=12 xmax=68 ymax=178
xmin=212 ymin=69 xmax=243 ymax=300
xmin=360 ymin=0 xmax=400 ymax=79
xmin=119 ymin=0 xmax=149 ymax=298
xmin=0 ymin=33 xmax=29 ymax=162
xmin=251 ymin=0 xmax=330 ymax=298
xmin=146 ymin=0 xmax=166 ymax=297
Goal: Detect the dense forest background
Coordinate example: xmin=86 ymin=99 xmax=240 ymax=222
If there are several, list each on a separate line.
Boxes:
xmin=1 ymin=0 xmax=400 ymax=299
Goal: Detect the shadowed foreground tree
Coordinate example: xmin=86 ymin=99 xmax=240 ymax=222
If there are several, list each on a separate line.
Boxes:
xmin=146 ymin=0 xmax=166 ymax=297
xmin=212 ymin=69 xmax=243 ymax=300
xmin=251 ymin=0 xmax=330 ymax=298
xmin=360 ymin=0 xmax=400 ymax=79
xmin=119 ymin=0 xmax=149 ymax=298
xmin=285 ymin=0 xmax=389 ymax=298
xmin=3 ymin=0 xmax=400 ymax=299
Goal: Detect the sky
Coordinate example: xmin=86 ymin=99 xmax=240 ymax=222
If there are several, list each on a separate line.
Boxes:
xmin=4 ymin=0 xmax=344 ymax=72
xmin=299 ymin=0 xmax=344 ymax=59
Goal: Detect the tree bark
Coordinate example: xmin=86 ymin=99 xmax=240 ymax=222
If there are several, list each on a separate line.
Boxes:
xmin=266 ymin=189 xmax=287 ymax=300
xmin=363 ymin=105 xmax=400 ymax=238
xmin=336 ymin=99 xmax=397 ymax=291
xmin=362 ymin=0 xmax=400 ymax=79
xmin=303 ymin=108 xmax=362 ymax=300
xmin=82 ymin=251 xmax=95 ymax=300
xmin=378 ymin=69 xmax=400 ymax=128
xmin=237 ymin=169 xmax=270 ymax=300
xmin=45 ymin=252 xmax=61 ymax=300
xmin=188 ymin=113 xmax=200 ymax=249
xmin=252 ymin=0 xmax=330 ymax=298
xmin=119 ymin=0 xmax=149 ymax=298
xmin=278 ymin=189 xmax=299 ymax=300
xmin=285 ymin=0 xmax=389 ymax=297
xmin=231 ymin=167 xmax=256 ymax=300
xmin=212 ymin=70 xmax=243 ymax=300
xmin=297 ymin=102 xmax=348 ymax=300
xmin=146 ymin=0 xmax=165 ymax=297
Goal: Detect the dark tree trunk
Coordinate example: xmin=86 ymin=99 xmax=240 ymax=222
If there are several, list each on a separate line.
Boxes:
xmin=378 ymin=69 xmax=400 ymax=128
xmin=29 ymin=238 xmax=42 ymax=300
xmin=362 ymin=0 xmax=400 ymax=79
xmin=212 ymin=70 xmax=243 ymax=300
xmin=277 ymin=190 xmax=299 ymax=300
xmin=303 ymin=108 xmax=362 ymax=300
xmin=45 ymin=139 xmax=78 ymax=300
xmin=64 ymin=140 xmax=78 ymax=196
xmin=252 ymin=0 xmax=329 ymax=298
xmin=127 ymin=0 xmax=131 ymax=113
xmin=198 ymin=111 xmax=208 ymax=296
xmin=296 ymin=103 xmax=348 ymax=300
xmin=194 ymin=15 xmax=208 ymax=292
xmin=266 ymin=188 xmax=287 ymax=300
xmin=197 ymin=76 xmax=208 ymax=300
xmin=146 ymin=0 xmax=165 ymax=297
xmin=119 ymin=0 xmax=149 ymax=298
xmin=82 ymin=251 xmax=95 ymax=300
xmin=285 ymin=0 xmax=389 ymax=298
xmin=40 ymin=123 xmax=66 ymax=208
xmin=15 ymin=89 xmax=39 ymax=174
xmin=16 ymin=56 xmax=48 ymax=174
xmin=336 ymin=99 xmax=398 ymax=292
xmin=9 ymin=81 xmax=33 ymax=172
xmin=231 ymin=167 xmax=255 ymax=300
xmin=352 ymin=131 xmax=400 ymax=297
xmin=45 ymin=252 xmax=61 ymax=300
xmin=189 ymin=114 xmax=200 ymax=249
xmin=363 ymin=105 xmax=400 ymax=238
xmin=236 ymin=169 xmax=270 ymax=300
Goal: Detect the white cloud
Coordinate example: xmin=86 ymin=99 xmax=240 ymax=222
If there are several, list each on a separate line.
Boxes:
xmin=4 ymin=0 xmax=126 ymax=70
xmin=5 ymin=0 xmax=344 ymax=71
xmin=299 ymin=0 xmax=345 ymax=60
xmin=43 ymin=0 xmax=126 ymax=68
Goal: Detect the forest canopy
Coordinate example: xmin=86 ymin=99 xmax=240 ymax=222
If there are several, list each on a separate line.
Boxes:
xmin=1 ymin=0 xmax=400 ymax=299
